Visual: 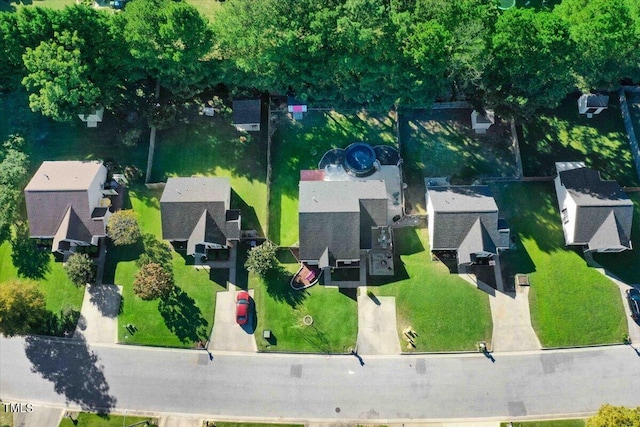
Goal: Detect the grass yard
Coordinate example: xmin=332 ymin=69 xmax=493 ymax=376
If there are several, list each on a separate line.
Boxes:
xmin=185 ymin=0 xmax=222 ymax=22
xmin=249 ymin=249 xmax=358 ymax=353
xmin=399 ymin=108 xmax=516 ymax=213
xmin=519 ymin=93 xmax=638 ymax=185
xmin=0 ymin=242 xmax=84 ymax=313
xmin=0 ymin=91 xmax=148 ymax=173
xmin=104 ymin=187 xmax=224 ymax=348
xmin=153 ymin=115 xmax=267 ymax=235
xmin=59 ymin=413 xmax=157 ymax=427
xmin=269 ymin=110 xmax=397 ymax=246
xmin=500 ymin=420 xmax=585 ymax=427
xmin=494 ymin=182 xmax=628 ymax=347
xmin=593 ymin=193 xmax=640 ymax=284
xmin=0 ymin=0 xmax=75 ymax=12
xmin=371 ymin=227 xmax=493 ymax=352
xmin=0 ymin=402 xmax=12 ymax=427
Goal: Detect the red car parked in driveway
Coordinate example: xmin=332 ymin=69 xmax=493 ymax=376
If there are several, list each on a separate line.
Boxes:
xmin=236 ymin=291 xmax=250 ymax=325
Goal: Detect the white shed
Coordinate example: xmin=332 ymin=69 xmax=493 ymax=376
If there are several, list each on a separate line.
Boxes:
xmin=471 ymin=110 xmax=495 ymax=134
xmin=578 ymin=94 xmax=609 ymax=118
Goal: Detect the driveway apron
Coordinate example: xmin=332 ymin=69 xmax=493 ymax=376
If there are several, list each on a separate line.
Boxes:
xmin=357 ymin=292 xmax=401 ymax=355
xmin=73 ymin=284 xmax=122 ymax=344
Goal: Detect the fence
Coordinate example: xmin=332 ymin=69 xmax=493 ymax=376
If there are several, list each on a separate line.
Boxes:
xmin=618 ymin=88 xmax=640 ymax=183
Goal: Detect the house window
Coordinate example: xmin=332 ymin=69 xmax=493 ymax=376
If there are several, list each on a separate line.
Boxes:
xmin=561 ymin=208 xmax=569 ymax=224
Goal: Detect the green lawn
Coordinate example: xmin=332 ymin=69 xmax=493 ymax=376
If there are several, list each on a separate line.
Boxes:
xmin=370 ymin=227 xmax=493 ymax=351
xmin=249 ymin=249 xmax=358 ymax=353
xmin=494 ymin=182 xmax=628 ymax=347
xmin=185 ymin=0 xmax=222 ymax=22
xmin=0 ymin=402 xmax=13 ymax=427
xmin=520 ymin=93 xmax=638 ymax=185
xmin=270 ymin=110 xmax=397 ymax=245
xmin=500 ymin=420 xmax=585 ymax=427
xmin=399 ymin=108 xmax=516 ymax=213
xmin=105 ymin=187 xmax=224 ymax=348
xmin=593 ymin=193 xmax=640 ymax=284
xmin=59 ymin=413 xmax=157 ymax=427
xmin=0 ymin=240 xmax=85 ymax=335
xmin=152 ymin=115 xmax=267 ymax=235
xmin=0 ymin=0 xmax=75 ymax=12
xmin=0 ymin=91 xmax=148 ymax=173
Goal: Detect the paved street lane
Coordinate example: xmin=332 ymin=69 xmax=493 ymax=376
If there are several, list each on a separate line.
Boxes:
xmin=2 ymin=336 xmax=640 ymax=422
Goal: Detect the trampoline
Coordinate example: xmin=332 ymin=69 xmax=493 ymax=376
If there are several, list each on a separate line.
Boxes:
xmin=344 ymin=142 xmax=376 ymax=176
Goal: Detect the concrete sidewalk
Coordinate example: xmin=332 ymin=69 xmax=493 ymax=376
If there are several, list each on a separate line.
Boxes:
xmin=357 ymin=291 xmax=401 ymax=355
xmin=13 ymin=405 xmax=63 ymax=427
xmin=73 ymin=284 xmax=122 ymax=343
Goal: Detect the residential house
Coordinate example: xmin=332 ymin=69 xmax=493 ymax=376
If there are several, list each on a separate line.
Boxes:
xmin=426 ymin=185 xmax=510 ymax=266
xmin=24 ymin=161 xmax=118 ymax=255
xmin=160 ymin=177 xmax=241 ymax=258
xmin=298 ymin=180 xmax=393 ymax=286
xmin=232 ymin=99 xmax=261 ymax=132
xmin=554 ymin=162 xmax=633 ymax=253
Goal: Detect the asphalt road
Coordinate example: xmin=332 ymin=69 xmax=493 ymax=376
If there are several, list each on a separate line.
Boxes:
xmin=2 ymin=336 xmax=640 ymax=422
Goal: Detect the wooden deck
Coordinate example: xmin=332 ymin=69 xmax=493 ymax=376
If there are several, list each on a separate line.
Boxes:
xmin=290 ymin=263 xmax=322 ymax=290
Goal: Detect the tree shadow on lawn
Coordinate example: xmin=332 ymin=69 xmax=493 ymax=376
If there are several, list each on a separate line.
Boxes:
xmin=399 ymin=109 xmax=516 ymax=183
xmin=24 ymin=335 xmax=116 ymax=413
xmin=232 ymin=189 xmax=264 ymax=237
xmin=158 ymin=286 xmax=209 ymax=344
xmin=10 ymin=222 xmax=50 ymax=280
xmin=264 ymin=267 xmax=307 ymax=308
xmin=296 ymin=323 xmax=333 ymax=354
xmin=520 ymin=94 xmax=637 ymax=185
xmin=38 ymin=308 xmax=81 ymax=337
xmin=153 ymin=116 xmax=267 ymax=183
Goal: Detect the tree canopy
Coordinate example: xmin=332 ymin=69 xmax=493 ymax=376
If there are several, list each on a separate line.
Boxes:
xmin=0 ymin=279 xmax=47 ymax=337
xmin=586 ymin=404 xmax=640 ymax=427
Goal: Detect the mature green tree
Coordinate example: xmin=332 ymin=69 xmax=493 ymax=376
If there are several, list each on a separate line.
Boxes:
xmin=483 ymin=9 xmax=575 ymax=119
xmin=137 ymin=233 xmax=173 ymax=271
xmin=116 ymin=0 xmax=214 ymax=96
xmin=0 ymin=135 xmax=29 ymax=245
xmin=107 ymin=210 xmax=141 ymax=246
xmin=555 ymin=0 xmax=640 ymax=91
xmin=64 ymin=253 xmax=95 ymax=286
xmin=0 ymin=280 xmax=48 ymax=337
xmin=22 ymin=30 xmax=102 ymax=122
xmin=133 ymin=262 xmax=174 ymax=300
xmin=586 ymin=404 xmax=640 ymax=427
xmin=245 ymin=241 xmax=278 ymax=278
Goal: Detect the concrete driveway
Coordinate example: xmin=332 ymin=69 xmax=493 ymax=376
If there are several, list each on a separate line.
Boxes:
xmin=209 ymin=289 xmax=257 ymax=352
xmin=13 ymin=405 xmax=63 ymax=427
xmin=73 ymin=284 xmax=122 ymax=343
xmin=357 ymin=292 xmax=401 ymax=355
xmin=489 ymin=287 xmax=541 ymax=352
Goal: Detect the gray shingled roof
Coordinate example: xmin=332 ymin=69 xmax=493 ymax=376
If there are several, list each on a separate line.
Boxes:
xmin=299 ymin=181 xmax=387 ymax=265
xmin=232 ymin=99 xmax=261 ymax=125
xmin=558 ymin=167 xmax=631 ymax=207
xmin=427 ymin=186 xmax=507 ymax=261
xmin=160 ymin=178 xmax=238 ymax=252
xmin=556 ymin=164 xmax=633 ymax=250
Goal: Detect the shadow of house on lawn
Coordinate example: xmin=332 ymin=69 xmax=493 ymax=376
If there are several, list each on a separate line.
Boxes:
xmin=158 ymin=286 xmax=209 ymax=344
xmin=101 ymin=240 xmax=144 ymax=284
xmin=231 ymin=189 xmax=264 ymax=237
xmin=24 ymin=335 xmax=116 ymax=413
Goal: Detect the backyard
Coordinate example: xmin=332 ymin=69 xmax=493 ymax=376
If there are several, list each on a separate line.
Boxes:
xmin=370 ymin=226 xmax=493 ymax=352
xmin=269 ymin=110 xmax=397 ymax=246
xmin=152 ymin=114 xmax=268 ymax=235
xmin=247 ymin=249 xmax=359 ymax=353
xmin=494 ymin=182 xmax=628 ymax=347
xmin=399 ymin=108 xmax=517 ymax=213
xmin=519 ymin=93 xmax=639 ymax=185
xmin=104 ymin=186 xmax=224 ymax=348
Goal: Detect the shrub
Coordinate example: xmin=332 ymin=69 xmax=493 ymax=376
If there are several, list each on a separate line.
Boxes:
xmin=245 ymin=240 xmax=278 ymax=277
xmin=107 ymin=210 xmax=141 ymax=246
xmin=0 ymin=279 xmax=47 ymax=336
xmin=136 ymin=233 xmax=173 ymax=271
xmin=133 ymin=263 xmax=174 ymax=300
xmin=64 ymin=253 xmax=95 ymax=286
